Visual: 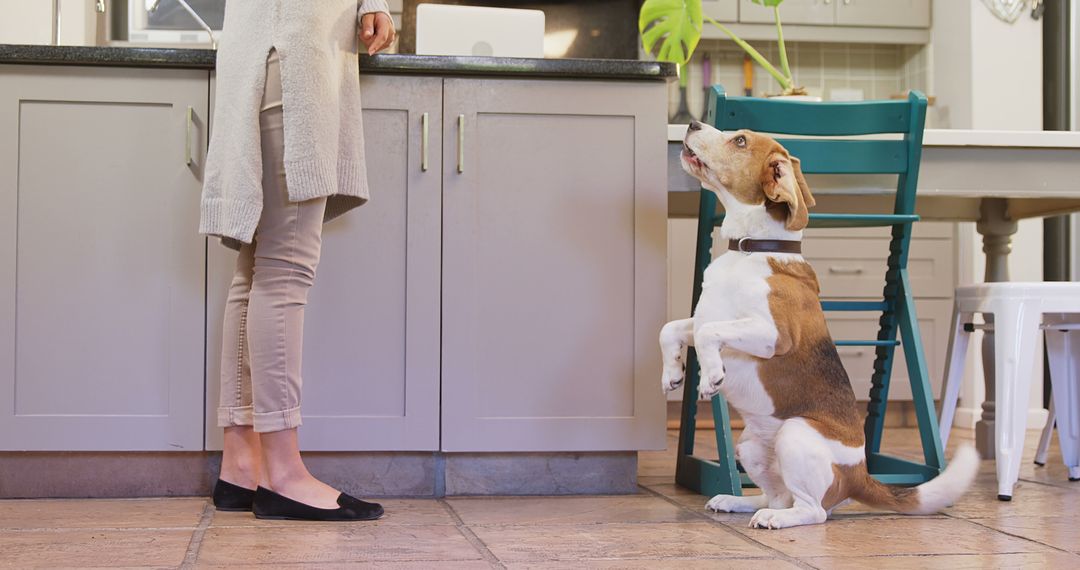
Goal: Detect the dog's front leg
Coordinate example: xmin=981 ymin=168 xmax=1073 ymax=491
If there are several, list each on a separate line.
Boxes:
xmin=659 ymin=319 xmax=695 ymax=392
xmin=694 ymin=318 xmax=779 ymax=398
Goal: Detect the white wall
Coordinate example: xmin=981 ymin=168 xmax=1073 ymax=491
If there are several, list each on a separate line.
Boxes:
xmin=934 ymin=0 xmax=1047 ymax=430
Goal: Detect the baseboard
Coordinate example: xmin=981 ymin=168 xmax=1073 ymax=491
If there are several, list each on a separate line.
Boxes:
xmin=0 ymin=451 xmax=637 ymax=499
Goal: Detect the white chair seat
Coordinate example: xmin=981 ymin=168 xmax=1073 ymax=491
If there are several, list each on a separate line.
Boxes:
xmin=938 ymin=282 xmax=1080 ymax=500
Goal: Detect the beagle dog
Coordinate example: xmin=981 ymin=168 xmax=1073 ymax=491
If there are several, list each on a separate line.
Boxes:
xmin=661 ymin=121 xmax=978 ymax=529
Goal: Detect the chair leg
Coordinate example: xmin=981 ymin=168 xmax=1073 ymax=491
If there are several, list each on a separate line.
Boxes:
xmin=711 ymin=393 xmax=742 ymax=496
xmin=992 ymin=303 xmax=1041 ymax=500
xmin=1034 ymin=398 xmax=1055 ymax=467
xmin=1047 ymin=329 xmax=1080 ymax=481
xmin=939 ymin=307 xmax=974 ymax=446
xmin=897 ymin=270 xmax=945 ymax=471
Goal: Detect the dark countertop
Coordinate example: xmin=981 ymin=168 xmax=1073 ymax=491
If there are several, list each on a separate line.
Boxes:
xmin=0 ymin=44 xmax=676 ymax=81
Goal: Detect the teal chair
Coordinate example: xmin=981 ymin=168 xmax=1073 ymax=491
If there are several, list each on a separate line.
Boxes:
xmin=676 ymin=86 xmax=944 ymax=497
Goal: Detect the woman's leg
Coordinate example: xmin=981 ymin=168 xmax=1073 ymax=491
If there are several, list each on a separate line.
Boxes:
xmin=247 ymin=49 xmax=340 ymax=508
xmin=217 ymin=242 xmax=265 ymax=489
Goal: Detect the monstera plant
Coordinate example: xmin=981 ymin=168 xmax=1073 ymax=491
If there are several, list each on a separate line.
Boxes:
xmin=640 ymin=0 xmax=804 ymax=96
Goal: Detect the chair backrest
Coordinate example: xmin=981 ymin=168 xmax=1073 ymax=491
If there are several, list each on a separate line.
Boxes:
xmin=705 ymin=86 xmax=928 ymax=213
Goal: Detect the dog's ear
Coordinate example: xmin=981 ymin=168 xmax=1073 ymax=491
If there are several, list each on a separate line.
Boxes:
xmin=762 ymin=152 xmax=814 ymax=231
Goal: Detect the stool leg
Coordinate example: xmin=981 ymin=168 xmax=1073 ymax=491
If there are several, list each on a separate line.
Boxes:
xmin=1034 ymin=398 xmax=1054 ymax=467
xmin=1040 ymin=314 xmax=1065 ymax=468
xmin=1048 ymin=329 xmax=1080 ymax=481
xmin=939 ymin=309 xmax=974 ymax=446
xmin=993 ymin=303 xmax=1040 ymax=501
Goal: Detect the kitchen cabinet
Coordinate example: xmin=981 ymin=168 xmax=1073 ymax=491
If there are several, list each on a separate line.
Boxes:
xmin=440 ymin=78 xmax=667 ymax=452
xmin=738 ymin=0 xmax=930 ymax=28
xmin=205 ymin=75 xmax=442 ymax=452
xmin=702 ymin=0 xmax=739 ymax=22
xmin=0 ymin=65 xmax=208 ymax=450
xmin=739 ymin=0 xmax=834 ymax=25
xmin=835 ymin=0 xmax=931 ymax=28
xmin=0 ymin=55 xmax=669 ymax=458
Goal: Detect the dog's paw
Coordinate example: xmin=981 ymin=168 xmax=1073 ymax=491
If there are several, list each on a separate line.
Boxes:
xmin=749 ymin=507 xmax=823 ymax=530
xmin=697 ymin=364 xmax=725 ymax=399
xmin=661 ymin=366 xmax=685 ymax=393
xmin=749 ymin=508 xmax=788 ymax=529
xmin=706 ymin=493 xmax=766 ymax=514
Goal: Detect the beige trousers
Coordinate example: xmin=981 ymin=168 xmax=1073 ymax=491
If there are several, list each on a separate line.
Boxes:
xmin=217 ymin=50 xmax=328 ymax=433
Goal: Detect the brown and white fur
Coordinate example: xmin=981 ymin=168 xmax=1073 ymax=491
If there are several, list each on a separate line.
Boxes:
xmin=661 ymin=121 xmax=979 ymax=529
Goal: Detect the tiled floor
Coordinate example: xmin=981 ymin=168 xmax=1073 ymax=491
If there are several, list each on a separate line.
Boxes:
xmin=2 ymin=427 xmax=1080 ymax=568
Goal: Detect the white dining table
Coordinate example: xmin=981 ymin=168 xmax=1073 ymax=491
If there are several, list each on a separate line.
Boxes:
xmin=667 ymin=126 xmax=1080 ymax=459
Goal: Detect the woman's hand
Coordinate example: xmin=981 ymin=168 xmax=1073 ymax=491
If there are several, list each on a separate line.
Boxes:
xmin=360 ymin=12 xmax=397 ymax=56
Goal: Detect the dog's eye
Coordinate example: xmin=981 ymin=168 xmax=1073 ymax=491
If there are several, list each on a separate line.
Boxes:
xmin=733 ymin=135 xmax=747 ymax=148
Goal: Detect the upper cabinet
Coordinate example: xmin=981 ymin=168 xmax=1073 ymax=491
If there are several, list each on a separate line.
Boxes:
xmin=0 ymin=65 xmax=209 ymax=451
xmin=834 ymin=0 xmax=931 ymax=28
xmin=739 ymin=0 xmax=834 ymax=25
xmin=737 ymin=0 xmax=930 ymax=28
xmin=702 ymin=0 xmax=931 ymax=43
xmin=702 ymin=0 xmax=740 ymax=22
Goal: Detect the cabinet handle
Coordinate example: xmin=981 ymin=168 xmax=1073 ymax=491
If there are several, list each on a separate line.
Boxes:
xmin=184 ymin=106 xmax=193 ymax=167
xmin=421 ymin=112 xmax=429 ymax=172
xmin=457 ymin=114 xmax=465 ymax=173
xmin=828 ymin=266 xmax=864 ymax=275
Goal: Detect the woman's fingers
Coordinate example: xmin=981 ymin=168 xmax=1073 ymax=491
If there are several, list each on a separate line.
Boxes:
xmin=382 ymin=13 xmax=397 ymax=49
xmin=360 ymin=13 xmax=376 ymax=45
xmin=360 ymin=12 xmax=397 ymax=55
xmin=371 ymin=13 xmax=393 ymax=55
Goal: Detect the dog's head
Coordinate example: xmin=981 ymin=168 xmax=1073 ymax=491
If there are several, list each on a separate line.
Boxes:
xmin=681 ymin=122 xmax=815 ymax=232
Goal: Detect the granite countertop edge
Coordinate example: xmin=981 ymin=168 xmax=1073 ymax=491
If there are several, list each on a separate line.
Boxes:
xmin=0 ymin=45 xmax=677 ymax=80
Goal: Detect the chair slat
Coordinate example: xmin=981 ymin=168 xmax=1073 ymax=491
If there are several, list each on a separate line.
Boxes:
xmin=776 ymin=139 xmax=907 ymax=174
xmin=835 ymin=340 xmax=902 ymax=347
xmin=822 ymin=301 xmax=889 ymax=312
xmin=712 ymin=213 xmax=920 ymax=229
xmin=713 ymin=90 xmax=912 ymax=135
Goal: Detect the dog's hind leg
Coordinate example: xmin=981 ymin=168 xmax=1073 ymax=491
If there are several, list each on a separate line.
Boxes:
xmin=707 ymin=431 xmax=790 ymax=513
xmin=749 ymin=419 xmax=832 ymax=529
xmin=660 ymin=318 xmax=694 ymax=392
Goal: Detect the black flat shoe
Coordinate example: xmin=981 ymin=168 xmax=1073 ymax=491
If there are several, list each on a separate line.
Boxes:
xmin=252 ymin=486 xmax=384 ymax=521
xmin=212 ymin=479 xmax=256 ymax=511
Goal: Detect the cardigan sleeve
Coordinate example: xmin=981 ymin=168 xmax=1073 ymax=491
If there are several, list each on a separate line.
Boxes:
xmin=358 ymin=0 xmax=391 ymax=17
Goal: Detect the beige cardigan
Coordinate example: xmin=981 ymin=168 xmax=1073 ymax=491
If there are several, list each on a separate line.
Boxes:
xmin=200 ymin=0 xmax=390 ymax=250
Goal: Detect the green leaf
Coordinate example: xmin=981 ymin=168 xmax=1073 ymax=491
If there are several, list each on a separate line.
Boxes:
xmin=750 ymin=0 xmax=785 ymax=7
xmin=639 ymin=0 xmax=702 ymax=66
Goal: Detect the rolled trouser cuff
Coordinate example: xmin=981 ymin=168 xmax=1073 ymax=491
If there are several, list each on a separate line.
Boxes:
xmin=253 ymin=406 xmax=303 ymax=433
xmin=217 ymin=405 xmax=254 ymax=427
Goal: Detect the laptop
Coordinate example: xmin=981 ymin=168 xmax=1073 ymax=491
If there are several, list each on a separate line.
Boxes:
xmin=415 ymin=4 xmax=546 ymax=58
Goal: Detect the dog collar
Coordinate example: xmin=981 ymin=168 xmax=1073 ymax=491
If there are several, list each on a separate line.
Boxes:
xmin=729 ymin=238 xmax=802 ymax=255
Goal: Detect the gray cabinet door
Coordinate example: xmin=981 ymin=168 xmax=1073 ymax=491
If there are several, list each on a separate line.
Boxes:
xmin=206 ymin=75 xmax=442 ymax=451
xmin=703 ymin=0 xmax=739 ymax=22
xmin=0 ymin=65 xmax=208 ymax=450
xmin=740 ymin=0 xmax=834 ymax=25
xmin=835 ymin=0 xmax=931 ymax=28
xmin=441 ymin=78 xmax=668 ymax=452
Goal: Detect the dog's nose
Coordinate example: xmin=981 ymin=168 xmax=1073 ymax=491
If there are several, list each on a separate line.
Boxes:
xmin=688 ymin=120 xmax=703 ymax=132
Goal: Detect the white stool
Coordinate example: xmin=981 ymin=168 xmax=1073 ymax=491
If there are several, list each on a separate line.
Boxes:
xmin=938 ymin=283 xmax=1080 ymax=500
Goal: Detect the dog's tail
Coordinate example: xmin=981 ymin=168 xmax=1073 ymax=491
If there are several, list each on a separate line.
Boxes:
xmin=850 ymin=444 xmax=979 ymax=515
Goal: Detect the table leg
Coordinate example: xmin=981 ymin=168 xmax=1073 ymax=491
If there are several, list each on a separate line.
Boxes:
xmin=974 ymin=198 xmax=1018 ymax=459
